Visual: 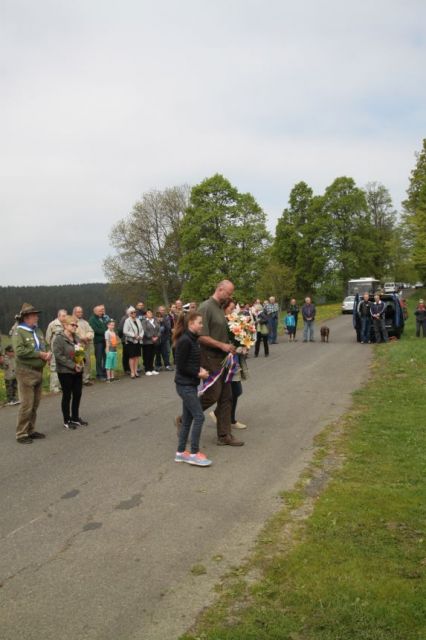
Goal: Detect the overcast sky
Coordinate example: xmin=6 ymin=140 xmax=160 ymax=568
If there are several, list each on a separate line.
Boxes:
xmin=1 ymin=0 xmax=425 ymax=286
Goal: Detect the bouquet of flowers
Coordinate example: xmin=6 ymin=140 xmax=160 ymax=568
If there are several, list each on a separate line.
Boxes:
xmin=227 ymin=312 xmax=257 ymax=350
xmin=73 ymin=344 xmax=86 ymax=366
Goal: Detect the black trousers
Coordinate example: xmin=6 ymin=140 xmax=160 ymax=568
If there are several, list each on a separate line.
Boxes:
xmin=142 ymin=344 xmax=155 ymax=372
xmin=255 ymin=332 xmax=269 ymax=356
xmin=58 ymin=372 xmax=83 ymax=422
xmin=122 ymin=342 xmax=130 ymax=372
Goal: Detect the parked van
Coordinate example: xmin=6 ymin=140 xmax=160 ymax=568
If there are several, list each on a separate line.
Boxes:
xmin=383 ymin=282 xmax=397 ymax=293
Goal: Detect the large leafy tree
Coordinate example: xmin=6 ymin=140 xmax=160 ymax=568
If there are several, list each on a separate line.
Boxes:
xmin=104 ymin=185 xmax=189 ymax=306
xmin=364 ymin=182 xmax=396 ymax=277
xmin=179 ymin=174 xmax=270 ymax=301
xmin=273 ymin=182 xmax=330 ymax=295
xmin=402 ymin=139 xmax=426 ymax=280
xmin=321 ymin=176 xmax=375 ymax=291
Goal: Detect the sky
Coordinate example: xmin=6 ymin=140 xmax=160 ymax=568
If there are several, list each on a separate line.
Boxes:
xmin=1 ymin=0 xmax=425 ymax=286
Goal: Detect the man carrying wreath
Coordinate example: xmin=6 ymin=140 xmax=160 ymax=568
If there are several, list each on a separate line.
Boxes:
xmin=197 ymin=280 xmax=244 ymax=447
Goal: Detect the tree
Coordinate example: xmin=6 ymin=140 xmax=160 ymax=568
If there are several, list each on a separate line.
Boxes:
xmin=257 ymin=260 xmax=296 ymax=309
xmin=179 ymin=174 xmax=271 ymax=301
xmin=103 ymin=185 xmax=189 ymax=306
xmin=273 ymin=182 xmax=330 ymax=295
xmin=364 ymin=182 xmax=396 ymax=277
xmin=402 ymin=139 xmax=426 ymax=280
xmin=321 ymin=177 xmax=375 ymax=292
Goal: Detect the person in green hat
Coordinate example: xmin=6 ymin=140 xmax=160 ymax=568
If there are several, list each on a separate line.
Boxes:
xmin=12 ymin=304 xmax=52 ymax=444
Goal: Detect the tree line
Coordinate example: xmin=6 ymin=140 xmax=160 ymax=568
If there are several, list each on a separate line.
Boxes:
xmin=0 ymin=284 xmax=130 ymax=335
xmin=105 ymin=139 xmax=426 ymax=307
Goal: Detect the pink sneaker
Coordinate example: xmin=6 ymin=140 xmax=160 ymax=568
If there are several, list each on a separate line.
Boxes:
xmin=174 ymin=450 xmax=190 ymax=463
xmin=187 ymin=452 xmax=212 ymax=467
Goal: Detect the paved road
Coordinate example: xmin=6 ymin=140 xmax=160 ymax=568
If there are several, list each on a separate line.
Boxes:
xmin=0 ymin=315 xmax=371 ymax=640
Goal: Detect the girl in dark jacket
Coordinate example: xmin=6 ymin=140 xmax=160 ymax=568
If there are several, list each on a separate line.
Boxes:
xmin=173 ymin=311 xmax=211 ymax=466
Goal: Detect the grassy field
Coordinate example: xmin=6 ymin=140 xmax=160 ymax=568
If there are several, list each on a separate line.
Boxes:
xmin=181 ymin=293 xmax=426 ymax=640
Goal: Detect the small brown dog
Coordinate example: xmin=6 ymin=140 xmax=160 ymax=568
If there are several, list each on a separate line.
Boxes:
xmin=320 ymin=326 xmax=330 ymax=342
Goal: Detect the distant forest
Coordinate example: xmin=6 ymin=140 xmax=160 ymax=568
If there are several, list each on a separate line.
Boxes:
xmin=0 ymin=283 xmax=138 ymax=334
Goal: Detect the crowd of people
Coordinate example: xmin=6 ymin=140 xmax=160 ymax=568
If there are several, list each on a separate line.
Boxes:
xmin=1 ymin=287 xmax=424 ymax=462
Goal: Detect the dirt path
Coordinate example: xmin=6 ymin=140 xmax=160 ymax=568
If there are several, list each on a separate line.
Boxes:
xmin=0 ymin=315 xmax=371 ymax=640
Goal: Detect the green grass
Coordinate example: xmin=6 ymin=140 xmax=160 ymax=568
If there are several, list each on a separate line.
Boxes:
xmin=181 ymin=292 xmax=426 ymax=640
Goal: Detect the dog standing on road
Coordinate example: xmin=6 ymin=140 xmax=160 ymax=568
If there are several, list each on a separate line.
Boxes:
xmin=320 ymin=326 xmax=330 ymax=343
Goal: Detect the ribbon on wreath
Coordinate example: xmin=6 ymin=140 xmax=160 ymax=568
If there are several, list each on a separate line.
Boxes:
xmin=198 ymin=352 xmax=239 ymax=397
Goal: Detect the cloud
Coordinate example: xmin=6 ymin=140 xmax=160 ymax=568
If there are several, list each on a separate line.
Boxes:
xmin=1 ymin=0 xmax=425 ymax=284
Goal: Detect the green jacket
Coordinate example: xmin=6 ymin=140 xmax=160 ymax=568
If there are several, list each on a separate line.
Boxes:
xmin=89 ymin=315 xmax=108 ymax=344
xmin=12 ymin=325 xmax=47 ymax=371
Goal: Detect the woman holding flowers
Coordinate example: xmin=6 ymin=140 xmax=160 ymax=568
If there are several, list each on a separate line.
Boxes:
xmin=53 ymin=315 xmax=88 ymax=430
xmin=220 ymin=301 xmax=255 ymax=429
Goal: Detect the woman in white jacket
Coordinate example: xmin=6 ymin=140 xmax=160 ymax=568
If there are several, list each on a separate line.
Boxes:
xmin=123 ymin=307 xmax=144 ymax=378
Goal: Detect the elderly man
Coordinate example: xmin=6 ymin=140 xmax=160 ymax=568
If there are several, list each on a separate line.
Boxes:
xmin=12 ymin=303 xmax=51 ymax=444
xmin=264 ymin=296 xmax=279 ymax=344
xmin=89 ymin=305 xmax=108 ymax=380
xmin=73 ymin=306 xmax=94 ymax=385
xmin=301 ymin=296 xmax=316 ymax=342
xmin=46 ymin=309 xmax=67 ymax=392
xmin=198 ymin=280 xmax=244 ymax=446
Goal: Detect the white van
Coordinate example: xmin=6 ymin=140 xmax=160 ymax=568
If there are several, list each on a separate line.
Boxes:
xmin=383 ymin=282 xmax=397 ymax=293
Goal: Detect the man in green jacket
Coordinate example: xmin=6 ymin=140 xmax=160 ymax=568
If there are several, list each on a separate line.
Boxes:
xmin=12 ymin=303 xmax=52 ymax=444
xmin=89 ymin=305 xmax=108 ymax=380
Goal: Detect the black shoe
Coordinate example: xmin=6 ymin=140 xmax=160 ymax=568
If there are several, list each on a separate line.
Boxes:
xmin=70 ymin=417 xmax=89 ymax=427
xmin=64 ymin=421 xmax=77 ymax=430
xmin=17 ymin=436 xmax=33 ymax=444
xmin=30 ymin=432 xmax=46 ymax=439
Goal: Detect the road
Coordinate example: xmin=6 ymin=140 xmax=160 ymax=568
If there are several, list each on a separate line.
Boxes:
xmin=0 ymin=315 xmax=372 ymax=640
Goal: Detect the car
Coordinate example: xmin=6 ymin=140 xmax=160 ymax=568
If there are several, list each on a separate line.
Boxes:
xmin=383 ymin=282 xmax=397 ymax=293
xmin=353 ymin=292 xmax=405 ymax=341
xmin=342 ymin=295 xmax=355 ymax=314
xmin=414 ymin=281 xmax=424 ymax=289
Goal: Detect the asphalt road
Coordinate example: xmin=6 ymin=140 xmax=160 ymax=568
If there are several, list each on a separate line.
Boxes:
xmin=0 ymin=315 xmax=372 ymax=640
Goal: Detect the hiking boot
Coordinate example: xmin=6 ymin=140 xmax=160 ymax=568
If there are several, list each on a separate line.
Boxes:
xmin=174 ymin=450 xmax=190 ymax=463
xmin=30 ymin=432 xmax=46 ymax=439
xmin=17 ymin=436 xmax=32 ymax=444
xmin=217 ymin=434 xmax=244 ymax=446
xmin=187 ymin=452 xmax=212 ymax=467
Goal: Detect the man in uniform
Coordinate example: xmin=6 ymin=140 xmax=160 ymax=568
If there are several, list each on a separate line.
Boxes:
xmin=73 ymin=306 xmax=94 ymax=385
xmin=198 ymin=280 xmax=244 ymax=446
xmin=12 ymin=303 xmax=51 ymax=444
xmin=46 ymin=309 xmax=67 ymax=392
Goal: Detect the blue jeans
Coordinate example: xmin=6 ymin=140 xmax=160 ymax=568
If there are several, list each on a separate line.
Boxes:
xmin=268 ymin=316 xmax=278 ymax=343
xmin=303 ymin=320 xmax=314 ymax=341
xmin=361 ymin=316 xmax=371 ymax=343
xmin=176 ymin=384 xmax=205 ymax=454
xmin=94 ymin=341 xmax=106 ymax=378
xmin=155 ymin=339 xmax=171 ymax=368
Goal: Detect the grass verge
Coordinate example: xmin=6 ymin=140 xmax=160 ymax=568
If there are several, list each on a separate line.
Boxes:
xmin=181 ymin=293 xmax=426 ymax=640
